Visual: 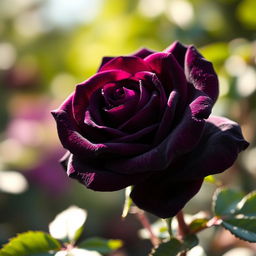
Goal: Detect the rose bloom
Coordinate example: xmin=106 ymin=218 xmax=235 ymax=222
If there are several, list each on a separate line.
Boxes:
xmin=52 ymin=41 xmax=249 ymax=218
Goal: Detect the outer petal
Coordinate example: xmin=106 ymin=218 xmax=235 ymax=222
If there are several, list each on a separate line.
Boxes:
xmin=131 ymin=176 xmax=203 ymax=218
xmin=52 ymin=99 xmax=107 ymax=158
xmin=185 ymin=46 xmax=219 ymax=103
xmin=131 ymin=48 xmax=155 ymax=59
xmin=169 ymin=116 xmax=249 ymax=181
xmin=52 ymin=97 xmax=151 ymax=158
xmin=65 ymin=154 xmax=151 ymax=191
xmin=98 ymin=56 xmax=150 ymax=74
xmin=98 ymin=57 xmax=115 ymax=71
xmin=97 ymin=48 xmax=154 ymax=71
xmin=164 ymin=41 xmax=187 ymax=69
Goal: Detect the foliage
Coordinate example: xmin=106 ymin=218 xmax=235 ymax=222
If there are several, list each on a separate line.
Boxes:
xmin=0 ymin=207 xmax=122 ymax=256
xmin=0 ymin=232 xmax=60 ymax=256
xmin=213 ymin=188 xmax=256 ymax=242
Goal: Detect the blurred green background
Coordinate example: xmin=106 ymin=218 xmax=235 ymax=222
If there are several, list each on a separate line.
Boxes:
xmin=0 ymin=0 xmax=256 ymax=255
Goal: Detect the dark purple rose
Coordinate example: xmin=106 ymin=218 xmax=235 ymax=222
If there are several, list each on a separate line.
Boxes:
xmin=52 ymin=41 xmax=249 ymax=218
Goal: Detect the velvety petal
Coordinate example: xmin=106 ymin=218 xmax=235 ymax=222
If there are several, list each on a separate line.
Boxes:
xmin=137 ymin=80 xmax=151 ymax=110
xmin=189 ymin=92 xmax=213 ymax=119
xmin=52 ymin=98 xmax=151 ymax=158
xmin=135 ymin=71 xmax=167 ymax=111
xmin=66 ymin=154 xmax=152 ymax=191
xmin=131 ymin=176 xmax=203 ymax=218
xmin=118 ymin=92 xmax=160 ymax=132
xmin=98 ymin=56 xmax=150 ymax=74
xmin=53 ymin=93 xmax=75 ymax=115
xmin=185 ymin=46 xmax=219 ymax=103
xmin=73 ymin=70 xmax=131 ymax=125
xmin=131 ymin=48 xmax=155 ymax=59
xmin=88 ymin=88 xmax=105 ymax=125
xmin=145 ymin=52 xmax=187 ymax=107
xmin=98 ymin=56 xmax=115 ymax=71
xmin=103 ymin=142 xmax=151 ymax=156
xmin=106 ymin=97 xmax=208 ymax=174
xmin=103 ymin=87 xmax=140 ymax=126
xmin=169 ymin=116 xmax=249 ymax=181
xmin=83 ymin=110 xmax=127 ymax=142
xmin=154 ymin=90 xmax=179 ymax=144
xmin=52 ymin=102 xmax=107 ymax=158
xmin=110 ymin=123 xmax=158 ymax=143
xmin=164 ymin=41 xmax=187 ymax=69
xmin=98 ymin=48 xmax=154 ymax=71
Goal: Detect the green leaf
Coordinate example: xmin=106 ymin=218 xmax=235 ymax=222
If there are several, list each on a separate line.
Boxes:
xmin=235 ymin=191 xmax=256 ymax=217
xmin=122 ymin=186 xmax=133 ymax=218
xmin=55 ymin=248 xmax=103 ymax=256
xmin=149 ymin=235 xmax=198 ymax=256
xmin=213 ymin=189 xmax=256 ymax=242
xmin=188 ymin=218 xmax=209 ymax=233
xmin=222 ymin=218 xmax=256 ymax=243
xmin=78 ymin=237 xmax=122 ymax=254
xmin=183 ymin=234 xmax=199 ymax=250
xmin=0 ymin=231 xmax=61 ymax=256
xmin=149 ymin=238 xmax=182 ymax=256
xmin=213 ymin=188 xmax=244 ymax=216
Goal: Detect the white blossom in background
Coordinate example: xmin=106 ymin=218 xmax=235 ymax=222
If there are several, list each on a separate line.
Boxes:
xmin=0 ymin=170 xmax=28 ymax=194
xmin=55 ymin=248 xmax=102 ymax=256
xmin=225 ymin=55 xmax=247 ymax=77
xmin=0 ymin=43 xmax=16 ymax=70
xmin=138 ymin=0 xmax=166 ymax=18
xmin=237 ymin=67 xmax=256 ymax=97
xmin=166 ymin=0 xmax=194 ymax=28
xmin=41 ymin=0 xmax=102 ymax=28
xmin=187 ymin=246 xmax=206 ymax=256
xmin=49 ymin=206 xmax=87 ymax=241
xmin=223 ymin=247 xmax=255 ymax=256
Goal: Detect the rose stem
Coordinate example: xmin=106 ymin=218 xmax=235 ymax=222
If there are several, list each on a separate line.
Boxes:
xmin=132 ymin=207 xmax=160 ymax=247
xmin=176 ymin=210 xmax=190 ymax=256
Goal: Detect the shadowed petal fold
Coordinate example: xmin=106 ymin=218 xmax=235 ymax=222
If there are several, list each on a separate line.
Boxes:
xmin=169 ymin=116 xmax=249 ymax=181
xmin=164 ymin=41 xmax=187 ymax=69
xmin=52 ymin=98 xmax=151 ymax=158
xmin=131 ymin=177 xmax=203 ymax=218
xmin=145 ymin=52 xmax=187 ymax=107
xmin=73 ymin=70 xmax=131 ymax=125
xmin=66 ymin=154 xmax=151 ymax=191
xmin=106 ymin=98 xmax=208 ymax=173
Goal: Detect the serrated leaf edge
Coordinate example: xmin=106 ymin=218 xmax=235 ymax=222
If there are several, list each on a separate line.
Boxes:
xmin=0 ymin=231 xmax=61 ymax=256
xmin=221 ymin=221 xmax=256 ymax=243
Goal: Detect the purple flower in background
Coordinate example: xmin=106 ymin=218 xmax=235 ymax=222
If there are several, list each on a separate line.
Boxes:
xmin=52 ymin=41 xmax=249 ymax=218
